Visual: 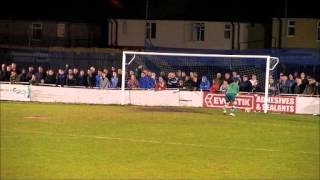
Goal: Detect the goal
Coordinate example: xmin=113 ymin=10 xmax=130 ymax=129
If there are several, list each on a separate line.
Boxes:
xmin=121 ymin=51 xmax=279 ymax=113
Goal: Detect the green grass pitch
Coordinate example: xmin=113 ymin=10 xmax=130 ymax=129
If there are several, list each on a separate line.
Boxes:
xmin=1 ymin=101 xmax=319 ymax=179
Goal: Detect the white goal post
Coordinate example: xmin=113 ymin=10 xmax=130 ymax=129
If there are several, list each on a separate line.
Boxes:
xmin=121 ymin=51 xmax=279 ymax=113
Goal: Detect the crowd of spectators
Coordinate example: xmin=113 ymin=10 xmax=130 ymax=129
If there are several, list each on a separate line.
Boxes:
xmin=0 ymin=63 xmax=319 ymax=95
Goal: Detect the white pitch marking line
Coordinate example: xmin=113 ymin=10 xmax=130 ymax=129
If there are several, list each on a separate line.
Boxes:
xmin=3 ymin=130 xmax=319 ymax=156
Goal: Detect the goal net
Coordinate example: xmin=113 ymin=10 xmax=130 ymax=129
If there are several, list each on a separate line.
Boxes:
xmin=121 ymin=51 xmax=279 ymax=113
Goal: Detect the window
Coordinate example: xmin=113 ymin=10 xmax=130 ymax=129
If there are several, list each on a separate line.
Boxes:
xmin=287 ymin=20 xmax=295 ymax=37
xmin=192 ymin=23 xmax=205 ymax=41
xmin=57 ymin=23 xmax=65 ymax=38
xmin=32 ymin=23 xmax=43 ymax=40
xmin=146 ymin=22 xmax=156 ymax=39
xmin=122 ymin=21 xmax=127 ymax=34
xmin=224 ymin=24 xmax=231 ymax=39
xmin=317 ymin=21 xmax=320 ymax=41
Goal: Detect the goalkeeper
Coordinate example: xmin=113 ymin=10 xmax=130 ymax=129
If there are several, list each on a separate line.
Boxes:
xmin=223 ymin=79 xmax=240 ymax=116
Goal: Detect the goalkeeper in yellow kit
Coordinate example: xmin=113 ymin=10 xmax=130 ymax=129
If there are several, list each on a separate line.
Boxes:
xmin=223 ymin=79 xmax=240 ymax=116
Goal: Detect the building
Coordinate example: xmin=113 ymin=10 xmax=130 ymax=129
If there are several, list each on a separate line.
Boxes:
xmin=272 ymin=18 xmax=320 ymax=48
xmin=2 ymin=18 xmax=319 ymax=50
xmin=0 ymin=20 xmax=104 ymax=47
xmin=108 ymin=19 xmax=271 ymax=50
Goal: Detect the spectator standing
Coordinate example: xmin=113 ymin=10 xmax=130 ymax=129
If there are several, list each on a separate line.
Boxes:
xmin=155 ymin=76 xmax=167 ymax=90
xmin=127 ymin=74 xmax=139 ymax=89
xmin=100 ymin=72 xmax=110 ymax=89
xmin=292 ymin=78 xmax=304 ymax=94
xmin=139 ymin=72 xmax=152 ymax=89
xmin=167 ymin=72 xmax=179 ymax=88
xmin=4 ymin=65 xmax=12 ymax=81
xmin=293 ymin=72 xmax=299 ymax=79
xmin=44 ymin=69 xmax=56 ymax=84
xmin=303 ymin=78 xmax=317 ymax=95
xmin=199 ymin=76 xmax=210 ymax=91
xmin=300 ymin=72 xmax=308 ymax=92
xmin=87 ymin=70 xmax=95 ymax=88
xmin=183 ymin=76 xmax=193 ymax=90
xmin=66 ymin=74 xmax=77 ymax=86
xmin=287 ymin=74 xmax=295 ymax=93
xmin=29 ymin=74 xmax=38 ymax=85
xmin=76 ymin=70 xmax=87 ymax=86
xmin=26 ymin=66 xmax=34 ymax=82
xmin=110 ymin=72 xmax=119 ymax=88
xmin=210 ymin=79 xmax=220 ymax=93
xmin=249 ymin=74 xmax=258 ymax=92
xmin=73 ymin=68 xmax=79 ymax=77
xmin=191 ymin=76 xmax=199 ymax=91
xmin=279 ymin=75 xmax=290 ymax=94
xmin=95 ymin=70 xmax=102 ymax=88
xmin=0 ymin=64 xmax=6 ymax=81
xmin=219 ymin=80 xmax=229 ymax=93
xmin=17 ymin=68 xmax=28 ymax=82
xmin=215 ymin=73 xmax=223 ymax=85
xmin=117 ymin=68 xmax=122 ymax=88
xmin=268 ymin=78 xmax=279 ymax=95
xmin=232 ymin=71 xmax=241 ymax=82
xmin=224 ymin=73 xmax=233 ymax=84
xmin=10 ymin=71 xmax=18 ymax=83
xmin=56 ymin=69 xmax=66 ymax=87
xmin=35 ymin=66 xmax=46 ymax=83
xmin=239 ymin=75 xmax=252 ymax=92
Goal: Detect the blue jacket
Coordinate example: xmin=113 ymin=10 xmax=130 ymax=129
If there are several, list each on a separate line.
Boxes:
xmin=95 ymin=75 xmax=101 ymax=87
xmin=110 ymin=77 xmax=119 ymax=88
xmin=199 ymin=76 xmax=210 ymax=90
xmin=139 ymin=76 xmax=154 ymax=89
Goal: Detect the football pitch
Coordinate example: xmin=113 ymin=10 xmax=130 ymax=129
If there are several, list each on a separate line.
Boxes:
xmin=1 ymin=101 xmax=319 ymax=179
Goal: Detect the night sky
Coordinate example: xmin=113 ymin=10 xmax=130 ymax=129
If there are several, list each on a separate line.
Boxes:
xmin=0 ymin=0 xmax=319 ymax=22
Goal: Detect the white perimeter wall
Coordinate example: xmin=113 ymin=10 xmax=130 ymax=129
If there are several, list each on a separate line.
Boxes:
xmin=0 ymin=84 xmax=319 ymax=115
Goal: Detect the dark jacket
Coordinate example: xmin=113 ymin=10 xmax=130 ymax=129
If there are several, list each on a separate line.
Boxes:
xmin=303 ymin=83 xmax=316 ymax=95
xmin=35 ymin=72 xmax=46 ymax=81
xmin=87 ymin=75 xmax=95 ymax=88
xmin=77 ymin=75 xmax=87 ymax=86
xmin=279 ymin=80 xmax=290 ymax=94
xmin=239 ymin=80 xmax=252 ymax=92
xmin=26 ymin=72 xmax=33 ymax=81
xmin=183 ymin=79 xmax=193 ymax=90
xmin=44 ymin=75 xmax=56 ymax=84
xmin=66 ymin=77 xmax=77 ymax=86
xmin=167 ymin=77 xmax=178 ymax=88
xmin=292 ymin=83 xmax=304 ymax=94
xmin=56 ymin=74 xmax=66 ymax=86
xmin=0 ymin=69 xmax=6 ymax=81
xmin=17 ymin=72 xmax=28 ymax=82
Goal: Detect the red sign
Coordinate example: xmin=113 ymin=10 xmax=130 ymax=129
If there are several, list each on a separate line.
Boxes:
xmin=203 ymin=92 xmax=296 ymax=114
xmin=203 ymin=93 xmax=254 ymax=109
